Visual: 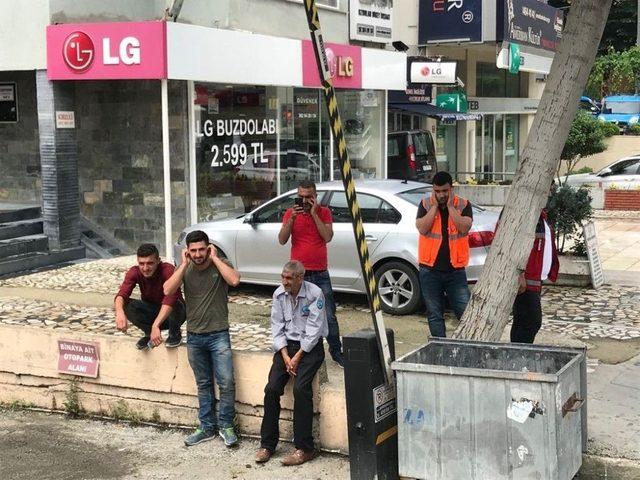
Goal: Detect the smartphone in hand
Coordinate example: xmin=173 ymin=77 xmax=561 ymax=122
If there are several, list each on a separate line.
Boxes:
xmin=294 ymin=198 xmax=304 ymax=209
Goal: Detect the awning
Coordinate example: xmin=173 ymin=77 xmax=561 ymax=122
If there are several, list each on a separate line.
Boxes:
xmin=389 ymin=102 xmax=482 ymax=121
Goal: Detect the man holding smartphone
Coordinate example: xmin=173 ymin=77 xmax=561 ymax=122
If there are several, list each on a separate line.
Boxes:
xmin=278 ymin=180 xmax=343 ymax=367
xmin=164 ymin=230 xmax=241 ymax=448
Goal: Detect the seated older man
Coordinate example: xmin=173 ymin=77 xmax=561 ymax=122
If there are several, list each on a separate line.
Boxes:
xmin=255 ymin=260 xmax=328 ymax=466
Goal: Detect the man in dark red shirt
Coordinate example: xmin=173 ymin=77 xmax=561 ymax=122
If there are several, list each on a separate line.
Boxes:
xmin=115 ymin=243 xmax=185 ymax=350
xmin=278 ymin=180 xmax=343 ymax=366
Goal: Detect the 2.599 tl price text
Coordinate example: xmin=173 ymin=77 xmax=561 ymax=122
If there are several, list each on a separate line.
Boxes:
xmin=210 ymin=142 xmax=266 ymax=168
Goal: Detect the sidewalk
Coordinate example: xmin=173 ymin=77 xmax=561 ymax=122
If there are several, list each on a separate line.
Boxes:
xmin=594 ymin=213 xmax=640 ymax=286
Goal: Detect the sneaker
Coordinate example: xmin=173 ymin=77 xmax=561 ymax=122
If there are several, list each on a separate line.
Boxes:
xmin=136 ymin=336 xmax=151 ymax=350
xmin=165 ymin=333 xmax=182 ymax=348
xmin=219 ymin=426 xmax=239 ymax=447
xmin=331 ymin=351 xmax=344 ymax=368
xmin=184 ymin=428 xmax=216 ymax=446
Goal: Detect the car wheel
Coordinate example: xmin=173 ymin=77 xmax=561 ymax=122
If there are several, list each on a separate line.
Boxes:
xmin=375 ymin=261 xmax=421 ymax=315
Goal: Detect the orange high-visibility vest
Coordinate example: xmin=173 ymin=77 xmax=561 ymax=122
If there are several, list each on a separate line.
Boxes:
xmin=418 ymin=195 xmax=470 ymax=269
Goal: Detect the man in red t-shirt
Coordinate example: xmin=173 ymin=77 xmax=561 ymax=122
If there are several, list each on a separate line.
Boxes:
xmin=115 ymin=243 xmax=185 ymax=350
xmin=278 ymin=180 xmax=343 ymax=366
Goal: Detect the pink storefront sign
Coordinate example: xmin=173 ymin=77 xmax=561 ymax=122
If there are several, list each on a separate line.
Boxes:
xmin=47 ymin=21 xmax=167 ymax=80
xmin=302 ymin=40 xmax=362 ymax=89
xmin=58 ymin=340 xmax=100 ymax=378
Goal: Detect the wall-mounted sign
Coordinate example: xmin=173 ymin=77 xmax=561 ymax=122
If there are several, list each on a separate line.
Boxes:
xmin=499 ymin=0 xmax=563 ymax=52
xmin=302 ymin=40 xmax=362 ymax=89
xmin=468 ymin=96 xmax=539 ymax=114
xmin=0 ymin=83 xmax=18 ymax=123
xmin=46 ymin=21 xmax=167 ymax=80
xmin=55 ymin=111 xmax=76 ymax=129
xmin=388 ymin=85 xmax=433 ymax=104
xmin=410 ymin=61 xmax=457 ymax=84
xmin=58 ymin=340 xmax=100 ymax=378
xmin=349 ymin=0 xmax=393 ymax=44
xmin=418 ymin=0 xmax=483 ymax=44
xmin=496 ymin=44 xmax=554 ymax=74
xmin=436 ymin=91 xmax=469 ymax=113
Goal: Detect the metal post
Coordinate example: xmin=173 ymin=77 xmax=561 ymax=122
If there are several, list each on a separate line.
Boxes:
xmin=302 ymin=0 xmax=393 ymax=383
xmin=161 ymin=79 xmax=173 ymax=262
xmin=187 ymin=80 xmax=198 ymax=225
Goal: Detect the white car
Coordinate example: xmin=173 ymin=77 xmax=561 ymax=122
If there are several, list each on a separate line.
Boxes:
xmin=564 ymin=155 xmax=640 ymax=188
xmin=174 ymin=180 xmax=499 ymax=315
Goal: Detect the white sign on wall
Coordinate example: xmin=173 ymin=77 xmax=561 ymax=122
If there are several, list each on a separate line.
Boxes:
xmin=55 ymin=111 xmax=75 ymax=129
xmin=349 ymin=0 xmax=393 ymax=43
xmin=410 ymin=62 xmax=457 ymax=84
xmin=582 ymin=221 xmax=605 ymax=289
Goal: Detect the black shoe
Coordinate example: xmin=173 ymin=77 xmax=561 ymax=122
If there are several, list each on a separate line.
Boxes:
xmin=136 ymin=336 xmax=151 ymax=350
xmin=331 ymin=351 xmax=344 ymax=368
xmin=165 ymin=333 xmax=182 ymax=348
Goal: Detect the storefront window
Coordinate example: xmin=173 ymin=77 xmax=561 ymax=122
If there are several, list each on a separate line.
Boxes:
xmin=337 ymin=90 xmax=384 ymax=179
xmin=505 ymin=114 xmax=520 ymax=173
xmin=475 ymin=114 xmax=520 ymax=181
xmin=436 ymin=122 xmax=457 ymax=174
xmin=193 ymin=84 xmax=384 ymax=220
xmin=476 ymin=63 xmax=522 ymax=98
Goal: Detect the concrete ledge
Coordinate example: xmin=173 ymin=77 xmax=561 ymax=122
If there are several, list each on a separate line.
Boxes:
xmin=556 ymin=255 xmax=591 ymax=287
xmin=455 ymin=185 xmax=510 ymax=206
xmin=0 ymin=324 xmax=348 ymax=452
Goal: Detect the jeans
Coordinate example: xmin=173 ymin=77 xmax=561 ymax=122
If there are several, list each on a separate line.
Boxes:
xmin=304 ymin=270 xmax=342 ymax=356
xmin=125 ymin=299 xmax=185 ymax=337
xmin=419 ymin=267 xmax=470 ymax=338
xmin=186 ymin=330 xmax=236 ymax=431
xmin=260 ymin=340 xmax=325 ymax=452
xmin=511 ymin=290 xmax=542 ymax=343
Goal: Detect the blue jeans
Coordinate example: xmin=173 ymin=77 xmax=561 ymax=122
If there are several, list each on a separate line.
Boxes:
xmin=419 ymin=267 xmax=470 ymax=338
xmin=187 ymin=330 xmax=236 ymax=431
xmin=304 ymin=270 xmax=342 ymax=356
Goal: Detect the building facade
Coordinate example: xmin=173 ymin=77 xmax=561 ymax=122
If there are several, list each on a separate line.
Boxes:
xmin=0 ymin=0 xmax=403 ymax=258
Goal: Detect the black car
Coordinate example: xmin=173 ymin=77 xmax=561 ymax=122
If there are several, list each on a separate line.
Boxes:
xmin=387 ymin=130 xmax=437 ymax=183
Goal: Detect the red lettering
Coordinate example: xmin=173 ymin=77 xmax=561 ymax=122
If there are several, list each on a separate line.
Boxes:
xmin=433 ymin=0 xmax=445 ymax=12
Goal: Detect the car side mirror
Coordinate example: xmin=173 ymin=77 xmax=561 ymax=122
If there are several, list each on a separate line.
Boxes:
xmin=243 ymin=213 xmax=255 ymax=224
xmin=598 ymin=168 xmax=612 ymax=177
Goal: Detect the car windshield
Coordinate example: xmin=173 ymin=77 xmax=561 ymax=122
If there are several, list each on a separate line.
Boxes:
xmin=397 ymin=186 xmax=485 ymax=211
xmin=605 ymin=101 xmax=640 ymax=114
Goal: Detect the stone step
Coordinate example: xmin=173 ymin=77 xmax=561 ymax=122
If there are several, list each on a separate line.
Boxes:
xmin=0 ymin=246 xmax=85 ymax=277
xmin=0 ymin=219 xmax=44 ymax=241
xmin=0 ymin=206 xmax=41 ymax=224
xmin=0 ymin=235 xmax=49 ymax=260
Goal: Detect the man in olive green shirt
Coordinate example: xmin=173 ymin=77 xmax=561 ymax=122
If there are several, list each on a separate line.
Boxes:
xmin=164 ymin=230 xmax=241 ymax=448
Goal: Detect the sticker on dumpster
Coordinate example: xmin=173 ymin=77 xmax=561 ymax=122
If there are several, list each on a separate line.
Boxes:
xmin=373 ymin=383 xmax=396 ymax=423
xmin=507 ymin=399 xmax=534 ymax=423
xmin=57 ymin=340 xmax=100 ymax=378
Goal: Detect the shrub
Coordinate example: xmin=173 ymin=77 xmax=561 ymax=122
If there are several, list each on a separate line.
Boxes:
xmin=599 ymin=121 xmax=620 ymax=137
xmin=627 ymin=124 xmax=640 ymax=135
xmin=546 ymin=185 xmax=593 ymax=255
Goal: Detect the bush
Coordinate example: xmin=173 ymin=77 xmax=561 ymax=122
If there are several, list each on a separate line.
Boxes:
xmin=546 ymin=185 xmax=593 ymax=255
xmin=627 ymin=124 xmax=640 ymax=135
xmin=561 ymin=111 xmax=606 ymax=160
xmin=599 ymin=121 xmax=620 ymax=137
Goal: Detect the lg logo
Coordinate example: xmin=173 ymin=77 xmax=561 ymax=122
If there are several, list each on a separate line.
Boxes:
xmin=63 ymin=32 xmax=94 ymax=71
xmin=62 ymin=31 xmax=141 ymax=72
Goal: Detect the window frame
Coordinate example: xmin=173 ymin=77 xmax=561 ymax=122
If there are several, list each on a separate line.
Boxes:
xmin=325 ymin=190 xmax=401 ymax=224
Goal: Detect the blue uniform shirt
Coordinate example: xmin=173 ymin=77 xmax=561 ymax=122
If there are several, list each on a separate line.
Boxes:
xmin=270 ymin=280 xmax=328 ymax=353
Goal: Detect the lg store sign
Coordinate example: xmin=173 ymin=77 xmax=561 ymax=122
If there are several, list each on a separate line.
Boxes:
xmin=47 ymin=22 xmax=167 ymax=80
xmin=410 ymin=61 xmax=457 ymax=84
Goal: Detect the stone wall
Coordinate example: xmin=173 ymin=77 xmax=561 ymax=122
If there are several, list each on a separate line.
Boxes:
xmin=0 ymin=71 xmax=41 ymax=204
xmin=75 ymin=80 xmax=189 ymax=254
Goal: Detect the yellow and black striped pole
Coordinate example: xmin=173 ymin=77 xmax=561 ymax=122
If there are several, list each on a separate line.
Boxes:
xmin=302 ymin=0 xmax=393 ymax=383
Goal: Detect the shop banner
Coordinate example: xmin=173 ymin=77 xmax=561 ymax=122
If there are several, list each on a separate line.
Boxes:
xmin=499 ymin=0 xmax=563 ymax=51
xmin=388 ymin=85 xmax=433 ymax=104
xmin=418 ymin=0 xmax=482 ymax=44
xmin=47 ymin=21 xmax=167 ymax=80
xmin=349 ymin=0 xmax=393 ymax=44
xmin=302 ymin=41 xmax=362 ymax=89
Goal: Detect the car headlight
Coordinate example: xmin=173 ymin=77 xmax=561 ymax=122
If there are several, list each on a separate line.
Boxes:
xmin=630 ymin=116 xmax=639 ymax=125
xmin=177 ymin=231 xmax=187 ymax=244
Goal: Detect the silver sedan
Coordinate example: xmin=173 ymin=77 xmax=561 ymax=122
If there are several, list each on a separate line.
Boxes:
xmin=174 ymin=180 xmax=498 ymax=315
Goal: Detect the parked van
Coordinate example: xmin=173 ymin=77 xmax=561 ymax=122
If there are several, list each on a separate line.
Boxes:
xmin=387 ymin=130 xmax=438 ymax=183
xmin=598 ymin=95 xmax=640 ymax=131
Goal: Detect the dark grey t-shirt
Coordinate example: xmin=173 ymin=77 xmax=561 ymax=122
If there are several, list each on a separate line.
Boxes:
xmin=183 ymin=258 xmax=233 ymax=334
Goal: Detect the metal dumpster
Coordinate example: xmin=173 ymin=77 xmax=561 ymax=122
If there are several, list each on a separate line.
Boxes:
xmin=392 ymin=339 xmax=587 ymax=480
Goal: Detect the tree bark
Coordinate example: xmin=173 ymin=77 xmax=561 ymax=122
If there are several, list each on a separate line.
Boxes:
xmin=454 ymin=0 xmax=612 ymax=341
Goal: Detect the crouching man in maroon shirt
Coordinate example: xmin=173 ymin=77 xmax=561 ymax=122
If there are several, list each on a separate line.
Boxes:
xmin=114 ymin=244 xmax=186 ymax=350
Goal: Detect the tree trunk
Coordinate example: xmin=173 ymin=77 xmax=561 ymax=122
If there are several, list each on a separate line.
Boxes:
xmin=454 ymin=0 xmax=612 ymax=341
